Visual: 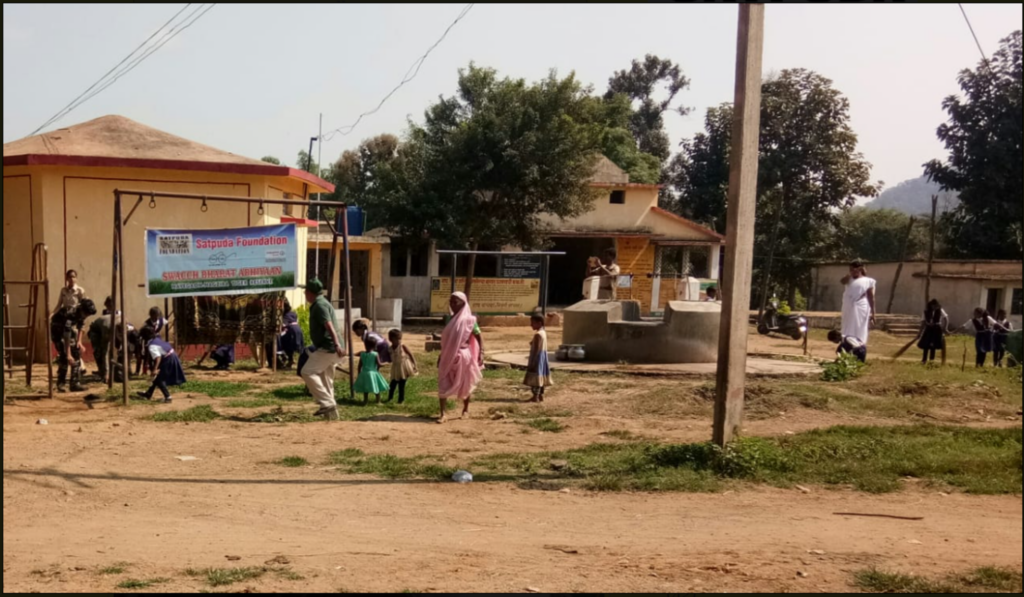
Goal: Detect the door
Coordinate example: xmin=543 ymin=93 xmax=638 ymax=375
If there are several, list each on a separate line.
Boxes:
xmin=349 ymin=250 xmax=370 ymax=315
xmin=986 ymin=288 xmax=1002 ymax=315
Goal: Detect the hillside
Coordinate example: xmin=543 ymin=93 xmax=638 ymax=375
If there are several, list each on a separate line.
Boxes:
xmin=864 ymin=176 xmax=959 ymax=216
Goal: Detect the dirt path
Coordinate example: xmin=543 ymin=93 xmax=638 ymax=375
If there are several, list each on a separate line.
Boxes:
xmin=4 ymin=327 xmax=1020 ymax=593
xmin=4 ymin=400 xmax=1022 ymax=594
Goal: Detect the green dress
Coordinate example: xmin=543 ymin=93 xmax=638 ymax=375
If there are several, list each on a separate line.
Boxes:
xmin=354 ymin=351 xmax=390 ymax=395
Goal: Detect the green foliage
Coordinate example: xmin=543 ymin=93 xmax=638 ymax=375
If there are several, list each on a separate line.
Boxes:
xmin=178 ymin=380 xmax=252 ymax=398
xmin=151 ymin=405 xmax=221 ymax=423
xmin=278 ymin=456 xmax=309 ymax=468
xmin=185 ymin=567 xmax=266 ymax=588
xmin=117 ymin=578 xmax=169 ymax=590
xmin=821 ymin=351 xmax=867 ymax=383
xmin=260 ymin=156 xmax=282 ymax=165
xmin=460 ymin=425 xmax=1022 ymax=495
xmin=327 ymin=448 xmax=454 ymax=481
xmin=839 ymin=207 xmax=930 ymax=262
xmin=669 ymin=69 xmax=879 ymax=299
xmin=605 ymin=54 xmax=691 ymax=163
xmin=295 ymin=306 xmax=311 ymax=349
xmin=524 ymin=418 xmax=566 ymax=433
xmin=776 ymin=300 xmax=792 ymax=316
xmin=925 ymin=30 xmax=1022 ymax=260
xmin=296 ymin=150 xmax=320 ymax=176
xmin=98 ymin=563 xmax=131 ymax=575
xmin=854 ymin=567 xmax=1022 ymax=594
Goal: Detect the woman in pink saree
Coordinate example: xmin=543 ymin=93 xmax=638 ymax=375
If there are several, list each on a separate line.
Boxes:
xmin=437 ymin=292 xmax=485 ymax=423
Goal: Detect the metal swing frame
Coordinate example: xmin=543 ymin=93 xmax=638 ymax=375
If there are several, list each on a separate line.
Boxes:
xmin=109 ymin=189 xmax=354 ymax=406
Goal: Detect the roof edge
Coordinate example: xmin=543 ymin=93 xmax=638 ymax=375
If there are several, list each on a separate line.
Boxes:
xmin=649 ymin=206 xmax=726 ymax=241
xmin=3 ymin=154 xmax=335 ymax=194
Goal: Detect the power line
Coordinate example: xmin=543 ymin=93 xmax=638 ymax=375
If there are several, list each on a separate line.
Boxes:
xmin=322 ymin=3 xmax=474 ymax=143
xmin=958 ymin=3 xmax=989 ymax=64
xmin=69 ymin=5 xmax=215 ymax=116
xmin=28 ymin=4 xmax=215 ymax=136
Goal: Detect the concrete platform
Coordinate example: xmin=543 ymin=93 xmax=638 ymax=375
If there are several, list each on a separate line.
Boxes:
xmin=489 ymin=352 xmax=819 ymax=379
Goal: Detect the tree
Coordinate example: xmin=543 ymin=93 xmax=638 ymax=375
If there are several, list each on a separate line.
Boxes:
xmin=924 ymin=30 xmax=1022 ymax=260
xmin=260 ymin=156 xmax=282 ymax=165
xmin=605 ymin=55 xmax=691 ymax=163
xmin=596 ymin=93 xmax=662 ymax=184
xmin=669 ymin=69 xmax=879 ymax=304
xmin=296 ymin=150 xmax=320 ymax=175
xmin=375 ymin=64 xmax=607 ymax=298
xmin=839 ymin=208 xmax=930 ymax=263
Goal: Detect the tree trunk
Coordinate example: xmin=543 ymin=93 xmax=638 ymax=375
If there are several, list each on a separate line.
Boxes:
xmin=757 ymin=191 xmax=786 ymax=317
xmin=463 ymin=242 xmax=479 ymax=300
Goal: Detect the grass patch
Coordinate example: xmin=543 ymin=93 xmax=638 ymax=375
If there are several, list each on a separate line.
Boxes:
xmin=225 ymin=397 xmax=289 ymax=409
xmin=469 ymin=425 xmax=1022 ymax=494
xmin=116 ymin=577 xmax=169 ymax=590
xmin=151 ymin=405 xmax=221 ymax=423
xmin=854 ymin=567 xmax=1022 ymax=594
xmin=601 ymin=430 xmax=642 ymax=441
xmin=327 ymin=448 xmax=454 ymax=481
xmin=185 ymin=567 xmax=266 ymax=588
xmin=524 ymin=418 xmax=566 ymax=433
xmin=278 ymin=456 xmax=309 ymax=468
xmin=98 ymin=562 xmax=131 ymax=575
xmin=178 ymin=380 xmax=252 ymax=398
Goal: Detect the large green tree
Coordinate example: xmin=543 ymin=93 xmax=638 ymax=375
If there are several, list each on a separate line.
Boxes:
xmin=839 ymin=207 xmax=930 ymax=263
xmin=669 ymin=69 xmax=879 ymax=304
xmin=924 ymin=30 xmax=1022 ymax=260
xmin=605 ymin=54 xmax=690 ymax=163
xmin=366 ymin=64 xmax=608 ymax=298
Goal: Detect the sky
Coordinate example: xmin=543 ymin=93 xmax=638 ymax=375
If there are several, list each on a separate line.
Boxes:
xmin=4 ymin=3 xmax=1021 ymax=198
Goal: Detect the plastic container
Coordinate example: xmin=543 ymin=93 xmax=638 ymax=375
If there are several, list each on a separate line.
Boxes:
xmin=452 ymin=470 xmax=473 ymax=484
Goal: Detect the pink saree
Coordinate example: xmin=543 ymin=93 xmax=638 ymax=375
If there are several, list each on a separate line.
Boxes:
xmin=438 ymin=292 xmax=482 ymax=400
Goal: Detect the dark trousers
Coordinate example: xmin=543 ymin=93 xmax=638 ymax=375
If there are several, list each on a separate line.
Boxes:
xmin=53 ymin=329 xmax=82 ymax=387
xmin=994 ymin=335 xmax=1008 ymax=367
xmin=976 ymin=351 xmax=988 ymax=368
xmin=144 ymin=379 xmax=171 ymax=400
xmin=388 ymin=380 xmax=407 ymax=404
xmin=89 ymin=331 xmax=109 ymax=379
xmin=923 ymin=349 xmax=937 ymax=363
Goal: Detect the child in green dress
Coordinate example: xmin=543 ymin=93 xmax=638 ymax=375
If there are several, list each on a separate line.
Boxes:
xmin=354 ymin=338 xmax=390 ymax=405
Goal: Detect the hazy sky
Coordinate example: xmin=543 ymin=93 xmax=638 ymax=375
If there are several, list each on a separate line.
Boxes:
xmin=4 ymin=3 xmax=1021 ymax=196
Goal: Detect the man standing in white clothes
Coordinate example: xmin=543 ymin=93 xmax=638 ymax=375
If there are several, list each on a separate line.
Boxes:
xmin=841 ymin=261 xmax=877 ymax=352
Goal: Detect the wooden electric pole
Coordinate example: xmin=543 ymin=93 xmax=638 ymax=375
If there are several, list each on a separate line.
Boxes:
xmin=925 ymin=195 xmax=938 ymax=303
xmin=714 ymin=4 xmax=765 ymax=447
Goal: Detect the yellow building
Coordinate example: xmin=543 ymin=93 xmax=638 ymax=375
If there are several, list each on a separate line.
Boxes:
xmin=3 ymin=115 xmax=334 ymax=360
xmin=383 ymin=157 xmax=724 ymax=316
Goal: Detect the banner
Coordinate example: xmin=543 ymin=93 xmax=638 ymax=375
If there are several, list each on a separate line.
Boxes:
xmin=146 ymin=224 xmax=298 ymax=298
xmin=430 ymin=277 xmax=541 ymax=315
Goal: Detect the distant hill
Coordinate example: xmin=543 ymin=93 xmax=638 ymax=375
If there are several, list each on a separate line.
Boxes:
xmin=864 ymin=176 xmax=959 ymax=216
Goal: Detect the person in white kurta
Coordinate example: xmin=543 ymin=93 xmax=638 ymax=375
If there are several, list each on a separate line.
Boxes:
xmin=841 ymin=262 xmax=877 ymax=345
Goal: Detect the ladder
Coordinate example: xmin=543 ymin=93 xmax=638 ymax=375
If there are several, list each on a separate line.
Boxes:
xmin=2 ymin=244 xmax=53 ymax=399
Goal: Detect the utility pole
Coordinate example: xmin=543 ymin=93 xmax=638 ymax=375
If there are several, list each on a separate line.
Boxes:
xmin=714 ymin=3 xmax=765 ymax=448
xmin=925 ymin=195 xmax=938 ymax=303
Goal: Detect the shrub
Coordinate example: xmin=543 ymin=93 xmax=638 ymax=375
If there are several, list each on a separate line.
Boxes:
xmin=821 ymin=352 xmax=867 ymax=383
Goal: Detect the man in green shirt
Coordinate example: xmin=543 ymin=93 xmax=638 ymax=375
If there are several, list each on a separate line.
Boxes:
xmin=300 ymin=278 xmax=346 ymax=420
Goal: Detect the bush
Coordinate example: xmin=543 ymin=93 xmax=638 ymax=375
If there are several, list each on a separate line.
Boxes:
xmin=821 ymin=352 xmax=867 ymax=382
xmin=295 ymin=306 xmax=311 ymax=347
xmin=650 ymin=437 xmax=793 ymax=480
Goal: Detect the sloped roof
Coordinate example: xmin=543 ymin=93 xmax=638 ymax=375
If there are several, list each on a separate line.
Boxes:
xmin=3 ymin=115 xmax=334 ymax=193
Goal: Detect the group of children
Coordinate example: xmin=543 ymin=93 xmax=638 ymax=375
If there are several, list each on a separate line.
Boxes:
xmin=353 ymin=325 xmax=418 ymax=405
xmin=828 ymin=298 xmax=1015 ymax=369
xmin=350 ymin=313 xmax=553 ymax=406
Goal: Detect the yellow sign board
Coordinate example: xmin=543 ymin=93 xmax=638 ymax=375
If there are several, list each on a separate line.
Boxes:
xmin=430 ymin=277 xmax=541 ymax=315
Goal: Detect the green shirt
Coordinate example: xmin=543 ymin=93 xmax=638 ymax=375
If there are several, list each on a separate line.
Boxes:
xmin=309 ymin=296 xmax=341 ymax=352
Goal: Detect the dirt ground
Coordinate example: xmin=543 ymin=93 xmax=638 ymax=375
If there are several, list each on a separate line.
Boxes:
xmin=3 ymin=327 xmax=1021 ymax=593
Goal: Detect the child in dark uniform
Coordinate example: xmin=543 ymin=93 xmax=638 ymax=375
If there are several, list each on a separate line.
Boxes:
xmin=137 ymin=327 xmax=186 ymax=403
xmin=828 ymin=330 xmax=867 ymax=363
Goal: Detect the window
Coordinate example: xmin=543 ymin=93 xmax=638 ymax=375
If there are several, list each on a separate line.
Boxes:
xmin=410 ymin=248 xmax=429 ymax=277
xmin=1013 ymin=289 xmax=1023 ymax=316
xmin=610 ymin=190 xmax=626 ymax=205
xmin=390 ymin=244 xmax=408 ymax=278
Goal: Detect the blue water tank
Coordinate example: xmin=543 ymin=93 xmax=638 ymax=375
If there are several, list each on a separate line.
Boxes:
xmin=338 ymin=207 xmax=365 ymax=236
